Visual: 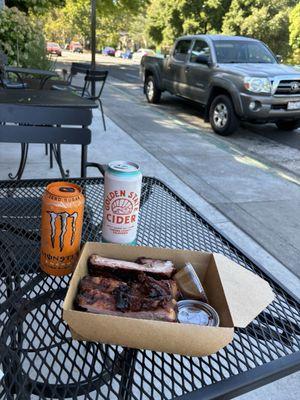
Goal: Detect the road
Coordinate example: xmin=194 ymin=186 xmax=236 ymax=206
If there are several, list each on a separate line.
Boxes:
xmin=58 ymin=52 xmax=300 ymax=179
xmin=100 ymin=59 xmax=300 ymax=147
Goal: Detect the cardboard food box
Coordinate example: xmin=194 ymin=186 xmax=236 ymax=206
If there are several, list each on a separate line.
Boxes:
xmin=63 ymin=243 xmax=275 ymax=357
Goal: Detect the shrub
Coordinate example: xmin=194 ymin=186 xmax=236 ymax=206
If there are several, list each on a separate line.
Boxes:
xmin=0 ymin=7 xmax=51 ymax=69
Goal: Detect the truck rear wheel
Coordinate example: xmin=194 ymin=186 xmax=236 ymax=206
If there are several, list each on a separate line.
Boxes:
xmin=276 ymin=120 xmax=300 ymax=131
xmin=145 ymin=75 xmax=161 ymax=104
xmin=209 ymin=95 xmax=238 ymax=136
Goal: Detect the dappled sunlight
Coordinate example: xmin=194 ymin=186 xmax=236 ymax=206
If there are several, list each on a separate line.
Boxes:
xmin=234 ymin=155 xmax=269 ymax=171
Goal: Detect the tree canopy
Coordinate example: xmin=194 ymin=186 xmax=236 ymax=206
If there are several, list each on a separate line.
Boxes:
xmin=5 ymin=0 xmax=65 ymax=14
xmin=289 ymin=3 xmax=300 ymax=63
xmin=145 ymin=0 xmax=231 ymax=48
xmin=222 ymin=0 xmax=298 ymax=58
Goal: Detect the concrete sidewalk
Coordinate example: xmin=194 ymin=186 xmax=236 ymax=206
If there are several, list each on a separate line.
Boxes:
xmin=103 ymin=77 xmax=300 ymax=281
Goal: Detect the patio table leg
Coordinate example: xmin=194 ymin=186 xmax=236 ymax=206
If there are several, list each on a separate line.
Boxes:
xmin=118 ymin=349 xmax=138 ymax=400
xmin=8 ymin=143 xmax=28 ymax=180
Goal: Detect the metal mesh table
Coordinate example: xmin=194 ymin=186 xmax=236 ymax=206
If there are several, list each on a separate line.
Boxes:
xmin=0 ymin=177 xmax=299 ymax=400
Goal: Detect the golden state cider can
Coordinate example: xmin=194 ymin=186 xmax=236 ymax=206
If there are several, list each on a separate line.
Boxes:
xmin=40 ymin=182 xmax=85 ymax=276
xmin=102 ymin=161 xmax=142 ymax=244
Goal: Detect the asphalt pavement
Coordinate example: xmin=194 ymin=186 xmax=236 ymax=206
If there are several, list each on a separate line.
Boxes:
xmin=59 ymin=54 xmax=300 ymax=278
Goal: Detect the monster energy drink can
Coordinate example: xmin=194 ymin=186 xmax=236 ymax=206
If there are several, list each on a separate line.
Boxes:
xmin=102 ymin=161 xmax=142 ymax=244
xmin=40 ymin=182 xmax=85 ymax=276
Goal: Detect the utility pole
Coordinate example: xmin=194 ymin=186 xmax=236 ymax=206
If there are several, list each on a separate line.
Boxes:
xmin=91 ymin=0 xmax=96 ymax=96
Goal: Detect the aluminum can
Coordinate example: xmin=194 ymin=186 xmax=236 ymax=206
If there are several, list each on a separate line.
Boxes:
xmin=102 ymin=161 xmax=142 ymax=244
xmin=177 ymin=300 xmax=220 ymax=326
xmin=40 ymin=182 xmax=85 ymax=276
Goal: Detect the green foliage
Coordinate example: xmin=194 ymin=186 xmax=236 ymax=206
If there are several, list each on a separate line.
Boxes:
xmin=6 ymin=0 xmax=65 ymax=14
xmin=43 ymin=0 xmax=146 ymax=47
xmin=222 ymin=0 xmax=298 ymax=58
xmin=145 ymin=0 xmax=231 ymax=47
xmin=0 ymin=7 xmax=51 ymax=69
xmin=289 ymin=3 xmax=300 ymax=63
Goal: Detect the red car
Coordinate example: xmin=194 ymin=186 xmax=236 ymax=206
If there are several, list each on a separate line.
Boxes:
xmin=46 ymin=42 xmax=62 ymax=56
xmin=69 ymin=42 xmax=83 ymax=53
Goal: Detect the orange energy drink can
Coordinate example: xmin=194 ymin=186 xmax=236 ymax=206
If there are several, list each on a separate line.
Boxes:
xmin=40 ymin=182 xmax=85 ymax=276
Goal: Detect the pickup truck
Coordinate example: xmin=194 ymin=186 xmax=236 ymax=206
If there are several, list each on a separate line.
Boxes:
xmin=140 ymin=35 xmax=300 ymax=135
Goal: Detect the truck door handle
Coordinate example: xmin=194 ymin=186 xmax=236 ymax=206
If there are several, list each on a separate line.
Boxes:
xmin=185 ymin=66 xmax=190 ymax=73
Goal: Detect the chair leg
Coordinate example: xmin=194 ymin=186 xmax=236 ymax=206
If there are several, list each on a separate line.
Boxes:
xmin=8 ymin=143 xmax=29 ymax=180
xmin=51 ymin=144 xmax=70 ymax=178
xmin=45 ymin=144 xmax=48 ymax=155
xmin=98 ymin=100 xmax=106 ymax=131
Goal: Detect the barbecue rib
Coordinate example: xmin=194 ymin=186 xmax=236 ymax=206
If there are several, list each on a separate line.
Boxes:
xmin=76 ymin=273 xmax=178 ymax=322
xmin=88 ymin=255 xmax=175 ymax=279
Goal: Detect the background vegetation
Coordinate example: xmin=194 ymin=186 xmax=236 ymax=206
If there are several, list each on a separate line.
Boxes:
xmin=0 ymin=0 xmax=300 ymax=65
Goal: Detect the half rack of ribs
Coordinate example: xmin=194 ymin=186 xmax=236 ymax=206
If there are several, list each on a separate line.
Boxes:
xmin=76 ymin=266 xmax=179 ymax=322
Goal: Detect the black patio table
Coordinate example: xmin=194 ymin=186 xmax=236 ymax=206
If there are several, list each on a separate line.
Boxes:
xmin=0 ymin=177 xmax=299 ymax=400
xmin=0 ymin=89 xmax=97 ymax=179
xmin=5 ymin=66 xmax=58 ymax=89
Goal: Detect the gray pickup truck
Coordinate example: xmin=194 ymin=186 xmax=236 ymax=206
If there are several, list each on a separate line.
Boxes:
xmin=141 ymin=35 xmax=300 ymax=135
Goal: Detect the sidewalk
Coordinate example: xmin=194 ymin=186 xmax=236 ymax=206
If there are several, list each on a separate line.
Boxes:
xmin=103 ymin=77 xmax=300 ymax=281
xmin=0 ymin=89 xmax=299 ymax=398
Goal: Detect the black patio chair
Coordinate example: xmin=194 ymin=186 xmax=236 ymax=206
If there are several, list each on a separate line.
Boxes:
xmin=51 ymin=62 xmax=90 ymax=94
xmin=80 ymin=69 xmax=108 ymax=131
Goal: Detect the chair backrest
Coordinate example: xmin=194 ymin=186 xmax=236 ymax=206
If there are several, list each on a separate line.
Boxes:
xmin=66 ymin=62 xmax=90 ymax=85
xmin=82 ymin=70 xmax=108 ymax=100
xmin=0 ymin=103 xmax=92 ymax=145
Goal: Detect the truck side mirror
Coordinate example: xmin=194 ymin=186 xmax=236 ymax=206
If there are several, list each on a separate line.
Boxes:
xmin=196 ymin=54 xmax=210 ymax=65
xmin=276 ymin=55 xmax=282 ymax=63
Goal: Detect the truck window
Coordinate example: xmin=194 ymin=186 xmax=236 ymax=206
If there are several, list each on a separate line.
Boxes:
xmin=190 ymin=40 xmax=211 ymax=63
xmin=213 ymin=40 xmax=276 ymax=63
xmin=173 ymin=40 xmax=191 ymax=62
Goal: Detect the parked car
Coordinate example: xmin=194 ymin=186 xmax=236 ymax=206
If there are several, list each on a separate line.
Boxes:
xmin=115 ymin=50 xmax=123 ymax=58
xmin=122 ymin=50 xmax=133 ymax=59
xmin=102 ymin=47 xmax=115 ymax=56
xmin=46 ymin=42 xmax=62 ymax=56
xmin=69 ymin=42 xmax=83 ymax=53
xmin=132 ymin=48 xmax=156 ymax=63
xmin=141 ymin=34 xmax=300 ymax=135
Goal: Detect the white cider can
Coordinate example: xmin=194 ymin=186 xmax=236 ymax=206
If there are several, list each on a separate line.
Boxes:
xmin=102 ymin=161 xmax=142 ymax=244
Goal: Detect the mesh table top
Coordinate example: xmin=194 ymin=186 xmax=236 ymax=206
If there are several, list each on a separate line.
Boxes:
xmin=0 ymin=177 xmax=299 ymax=400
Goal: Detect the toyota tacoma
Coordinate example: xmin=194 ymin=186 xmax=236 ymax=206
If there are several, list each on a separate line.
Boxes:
xmin=140 ymin=35 xmax=300 ymax=135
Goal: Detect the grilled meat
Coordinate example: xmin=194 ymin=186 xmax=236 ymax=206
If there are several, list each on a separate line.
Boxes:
xmin=88 ymin=255 xmax=175 ymax=279
xmin=77 ymin=294 xmax=176 ymax=321
xmin=76 ymin=273 xmax=178 ymax=322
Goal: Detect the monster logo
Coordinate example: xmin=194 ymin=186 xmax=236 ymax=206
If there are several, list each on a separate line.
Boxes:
xmin=47 ymin=211 xmax=78 ymax=251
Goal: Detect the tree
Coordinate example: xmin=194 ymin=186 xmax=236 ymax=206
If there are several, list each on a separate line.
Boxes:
xmin=5 ymin=0 xmax=65 ymax=14
xmin=43 ymin=0 xmax=146 ymax=47
xmin=289 ymin=3 xmax=300 ymax=63
xmin=222 ymin=0 xmax=298 ymax=58
xmin=145 ymin=0 xmax=231 ymax=48
xmin=0 ymin=7 xmax=50 ymax=68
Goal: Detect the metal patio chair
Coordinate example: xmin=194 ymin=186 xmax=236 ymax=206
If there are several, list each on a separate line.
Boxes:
xmin=80 ymin=69 xmax=108 ymax=131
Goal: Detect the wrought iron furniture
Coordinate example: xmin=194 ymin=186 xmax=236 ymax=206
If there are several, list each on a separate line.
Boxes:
xmin=81 ymin=69 xmax=108 ymax=131
xmin=52 ymin=63 xmax=108 ymax=131
xmin=0 ymin=176 xmax=299 ymax=399
xmin=4 ymin=66 xmax=57 ymax=89
xmin=0 ymin=89 xmax=97 ymax=179
xmin=51 ymin=62 xmax=91 ymax=93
